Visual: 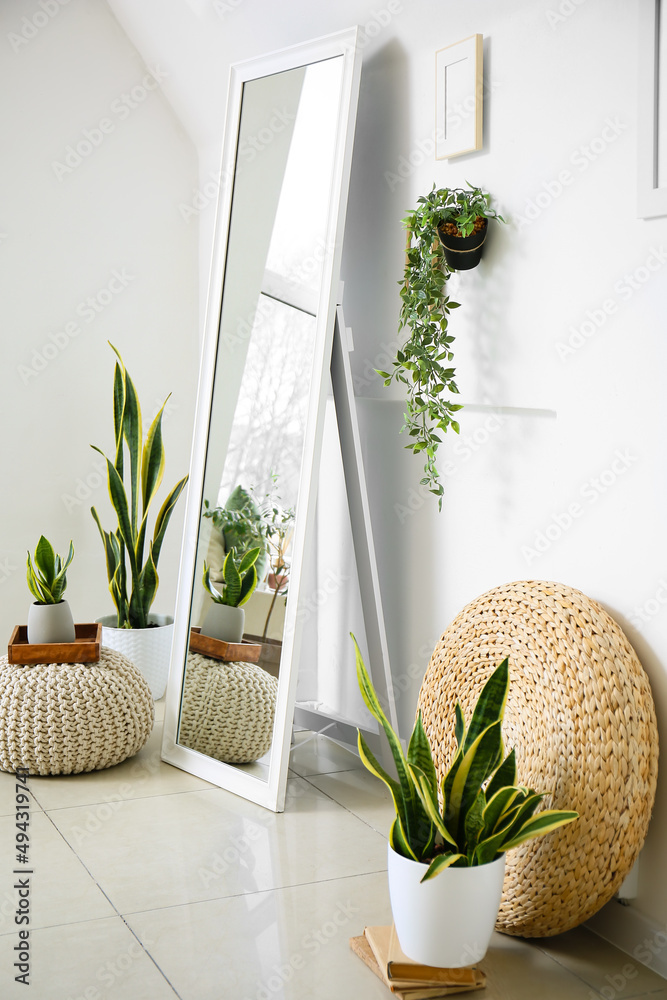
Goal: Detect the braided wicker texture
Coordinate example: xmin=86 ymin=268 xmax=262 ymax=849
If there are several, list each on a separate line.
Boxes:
xmin=0 ymin=648 xmax=154 ymax=775
xmin=417 ymin=580 xmax=658 ymax=938
xmin=179 ymin=653 xmax=278 ymax=763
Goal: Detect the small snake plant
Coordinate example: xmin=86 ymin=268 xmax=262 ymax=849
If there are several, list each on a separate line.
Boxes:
xmin=202 ymin=546 xmax=261 ymax=608
xmin=26 ymin=535 xmax=74 ymax=604
xmin=353 ymin=639 xmax=577 ymax=880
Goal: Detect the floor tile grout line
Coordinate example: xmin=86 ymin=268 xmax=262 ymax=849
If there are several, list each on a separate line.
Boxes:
xmin=118 ymin=867 xmax=390 ymax=920
xmin=293 ymin=772 xmax=390 ymax=837
xmin=39 ymin=808 xmax=184 ymax=998
xmin=33 ymin=781 xmax=235 ymax=817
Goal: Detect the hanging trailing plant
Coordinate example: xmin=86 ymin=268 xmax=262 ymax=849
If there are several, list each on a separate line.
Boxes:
xmin=378 ymin=184 xmax=504 ymax=509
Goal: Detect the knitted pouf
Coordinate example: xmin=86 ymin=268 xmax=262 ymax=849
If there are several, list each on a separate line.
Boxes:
xmin=179 ymin=653 xmax=278 ymax=763
xmin=417 ymin=580 xmax=658 ymax=938
xmin=0 ymin=647 xmax=154 ymax=775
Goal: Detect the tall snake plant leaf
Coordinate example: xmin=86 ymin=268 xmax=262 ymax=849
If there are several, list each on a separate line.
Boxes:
xmin=498 ymin=809 xmax=578 ymax=852
xmin=449 ymin=720 xmax=503 ymax=844
xmin=112 ymin=360 xmax=125 ymax=478
xmin=463 ymin=658 xmax=509 ymax=756
xmin=51 ymin=541 xmax=74 ymax=602
xmin=485 ymin=748 xmax=517 ymax=801
xmin=454 ymin=702 xmax=465 ymax=748
xmin=110 ymin=344 xmax=142 ymax=534
xmin=238 ymin=566 xmax=258 ymax=606
xmin=151 ymin=476 xmax=189 ymax=568
xmin=407 ymin=712 xmax=438 ymax=802
xmin=464 ymin=789 xmax=486 ymax=856
xmin=358 ymin=732 xmax=418 ymax=860
xmin=354 ymin=637 xmax=433 ymax=857
xmin=480 ymin=785 xmax=522 ymax=840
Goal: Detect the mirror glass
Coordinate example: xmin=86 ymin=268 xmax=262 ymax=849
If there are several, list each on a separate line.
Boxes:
xmin=162 ymin=30 xmax=361 ymax=810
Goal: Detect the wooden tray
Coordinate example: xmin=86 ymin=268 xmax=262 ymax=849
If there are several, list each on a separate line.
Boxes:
xmin=8 ymin=623 xmax=103 ymax=665
xmin=189 ymin=627 xmax=261 ymax=663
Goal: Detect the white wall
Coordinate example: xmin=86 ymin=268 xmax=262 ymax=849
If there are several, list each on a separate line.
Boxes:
xmin=0 ymin=0 xmax=198 ymax=632
xmin=7 ymin=0 xmax=667 ymax=938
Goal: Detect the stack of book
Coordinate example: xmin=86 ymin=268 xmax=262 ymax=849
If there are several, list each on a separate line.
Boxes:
xmin=350 ymin=926 xmax=486 ymax=999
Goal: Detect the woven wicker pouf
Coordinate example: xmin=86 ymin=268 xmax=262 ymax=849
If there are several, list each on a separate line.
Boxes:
xmin=0 ymin=647 xmax=154 ymax=775
xmin=179 ymin=653 xmax=278 ymax=763
xmin=417 ymin=580 xmax=658 ymax=938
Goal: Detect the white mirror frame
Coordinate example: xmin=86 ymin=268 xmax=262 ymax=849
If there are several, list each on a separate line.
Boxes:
xmin=161 ymin=28 xmax=362 ymax=812
xmin=638 ymin=0 xmax=667 ymax=218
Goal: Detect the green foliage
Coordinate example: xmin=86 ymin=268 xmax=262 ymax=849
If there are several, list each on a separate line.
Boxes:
xmin=353 ymin=638 xmax=578 ymax=880
xmin=203 ymin=486 xmax=268 ymax=582
xmin=202 ymin=547 xmax=260 ymax=608
xmin=26 ymin=536 xmax=74 ymax=605
xmin=91 ymin=344 xmax=189 ymax=629
xmin=382 ymin=183 xmax=504 ymax=509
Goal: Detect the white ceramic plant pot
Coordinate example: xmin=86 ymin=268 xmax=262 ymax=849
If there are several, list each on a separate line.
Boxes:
xmin=200 ymin=604 xmax=244 ymax=644
xmin=387 ymin=845 xmax=505 ymax=968
xmin=97 ymin=613 xmax=174 ymax=700
xmin=27 ymin=600 xmax=76 ymax=644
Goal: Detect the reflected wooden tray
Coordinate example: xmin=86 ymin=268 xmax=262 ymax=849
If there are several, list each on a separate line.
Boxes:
xmin=8 ymin=623 xmax=103 ymax=664
xmin=189 ymin=627 xmax=261 ymax=663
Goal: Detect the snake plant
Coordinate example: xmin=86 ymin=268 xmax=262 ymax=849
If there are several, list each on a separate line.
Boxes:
xmin=91 ymin=345 xmax=188 ymax=629
xmin=353 ymin=638 xmax=578 ymax=880
xmin=26 ymin=535 xmax=74 ymax=604
xmin=202 ymin=546 xmax=260 ymax=608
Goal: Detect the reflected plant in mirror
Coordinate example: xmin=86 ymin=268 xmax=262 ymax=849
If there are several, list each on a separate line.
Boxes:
xmin=200 ymin=547 xmax=261 ymax=644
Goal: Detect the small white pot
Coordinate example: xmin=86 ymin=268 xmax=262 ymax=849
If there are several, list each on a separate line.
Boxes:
xmin=27 ymin=599 xmax=75 ymax=644
xmin=97 ymin=613 xmax=174 ymax=699
xmin=387 ymin=845 xmax=505 ymax=968
xmin=200 ymin=603 xmax=244 ymax=644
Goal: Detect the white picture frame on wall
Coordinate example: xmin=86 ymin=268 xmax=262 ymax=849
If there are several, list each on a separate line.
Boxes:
xmin=638 ymin=0 xmax=667 ymax=218
xmin=435 ymin=34 xmax=483 ymax=160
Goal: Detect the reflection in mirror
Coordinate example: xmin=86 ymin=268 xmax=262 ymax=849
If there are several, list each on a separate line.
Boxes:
xmin=162 ymin=32 xmax=361 ymax=810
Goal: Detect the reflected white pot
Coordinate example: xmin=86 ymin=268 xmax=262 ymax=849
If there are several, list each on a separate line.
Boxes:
xmin=200 ymin=603 xmax=244 ymax=644
xmin=27 ymin=600 xmax=75 ymax=644
xmin=388 ymin=845 xmax=505 ymax=968
xmin=97 ymin=614 xmax=173 ymax=700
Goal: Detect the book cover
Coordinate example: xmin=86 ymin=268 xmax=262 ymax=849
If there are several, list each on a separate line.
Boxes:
xmin=364 ymin=925 xmax=485 ymax=989
xmin=349 ymin=935 xmax=484 ymax=999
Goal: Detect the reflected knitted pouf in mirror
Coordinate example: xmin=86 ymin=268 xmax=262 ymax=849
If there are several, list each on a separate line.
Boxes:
xmin=417 ymin=580 xmax=658 ymax=937
xmin=0 ymin=647 xmax=154 ymax=775
xmin=179 ymin=652 xmax=278 ymax=764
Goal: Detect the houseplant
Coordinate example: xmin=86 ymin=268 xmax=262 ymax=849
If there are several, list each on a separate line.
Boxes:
xmin=26 ymin=535 xmax=75 ymax=643
xmin=259 ymin=495 xmax=294 ymax=642
xmin=91 ymin=344 xmax=189 ymax=698
xmin=353 ymin=638 xmax=577 ymax=967
xmin=200 ymin=546 xmax=261 ymax=643
xmin=202 ymin=485 xmax=268 ymax=583
xmin=433 ymin=183 xmax=505 ymax=271
xmin=379 ymin=184 xmax=504 ymax=508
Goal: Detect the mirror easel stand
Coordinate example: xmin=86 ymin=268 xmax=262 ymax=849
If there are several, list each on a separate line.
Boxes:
xmin=292 ymin=299 xmax=399 ymax=768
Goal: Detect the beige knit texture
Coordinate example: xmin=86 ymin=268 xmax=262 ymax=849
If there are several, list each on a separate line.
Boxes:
xmin=179 ymin=652 xmax=278 ymax=763
xmin=0 ymin=648 xmax=154 ymax=775
xmin=417 ymin=580 xmax=658 ymax=938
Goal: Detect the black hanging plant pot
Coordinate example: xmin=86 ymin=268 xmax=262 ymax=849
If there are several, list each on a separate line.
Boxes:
xmin=437 ymin=217 xmax=488 ymax=270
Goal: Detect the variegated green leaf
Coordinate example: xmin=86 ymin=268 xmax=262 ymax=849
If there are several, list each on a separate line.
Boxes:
xmin=141 ymin=400 xmax=166 ymax=515
xmin=498 ymin=810 xmax=578 ymax=852
xmin=421 ymin=852 xmax=466 ymax=881
xmin=485 ymin=748 xmax=517 ymax=800
xmin=449 ymin=720 xmax=503 ymax=842
xmin=454 ymin=701 xmax=465 ymax=748
xmin=463 ymin=658 xmax=509 ymax=755
xmin=407 ymin=712 xmax=437 ymax=802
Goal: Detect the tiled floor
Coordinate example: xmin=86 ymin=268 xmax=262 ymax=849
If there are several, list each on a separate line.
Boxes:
xmin=0 ymin=703 xmax=665 ymax=999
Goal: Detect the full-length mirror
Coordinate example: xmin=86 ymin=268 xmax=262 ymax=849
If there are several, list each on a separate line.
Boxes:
xmin=162 ymin=29 xmax=362 ymax=811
